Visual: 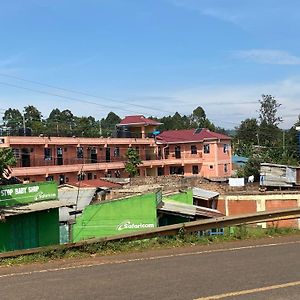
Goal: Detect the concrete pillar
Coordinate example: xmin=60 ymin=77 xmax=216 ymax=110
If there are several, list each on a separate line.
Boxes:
xmin=256 ymin=198 xmax=266 ymax=228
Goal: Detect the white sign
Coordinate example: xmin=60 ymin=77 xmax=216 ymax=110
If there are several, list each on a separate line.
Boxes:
xmin=116 ymin=220 xmax=155 ymax=231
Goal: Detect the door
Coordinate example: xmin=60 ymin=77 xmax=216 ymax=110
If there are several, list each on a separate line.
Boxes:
xmin=56 ymin=147 xmax=63 ymax=165
xmin=59 ymin=174 xmax=65 ymax=185
xmin=90 ymin=148 xmax=97 ymax=163
xmin=21 ymin=148 xmax=30 ymax=167
xmin=106 ymin=147 xmax=110 ymax=162
xmin=10 ymin=214 xmax=38 ymax=250
xmin=175 ymin=145 xmax=181 ymax=159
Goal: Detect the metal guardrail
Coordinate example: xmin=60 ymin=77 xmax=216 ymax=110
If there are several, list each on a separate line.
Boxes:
xmin=1 ymin=207 xmax=300 ymax=259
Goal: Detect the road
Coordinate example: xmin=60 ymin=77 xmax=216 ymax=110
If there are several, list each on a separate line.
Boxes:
xmin=0 ymin=235 xmax=300 ymax=300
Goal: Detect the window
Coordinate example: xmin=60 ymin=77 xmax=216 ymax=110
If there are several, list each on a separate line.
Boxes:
xmin=210 ymin=165 xmax=214 ymax=169
xmin=204 ymin=144 xmax=210 ymax=154
xmin=77 ymin=172 xmax=85 ymax=181
xmin=45 ymin=175 xmax=53 ymax=181
xmin=135 ymin=147 xmax=140 ymax=154
xmin=192 ymin=165 xmax=199 ymax=174
xmin=224 ymin=164 xmax=228 ymax=173
xmin=44 ymin=148 xmax=52 ymax=160
xmin=191 ymin=145 xmax=197 ymax=154
xmin=223 ymin=144 xmax=229 ymax=153
xmin=12 ymin=148 xmax=20 ymax=159
xmin=77 ymin=147 xmax=84 ymax=159
xmin=114 ymin=147 xmax=120 ymax=157
xmin=175 ymin=145 xmax=181 ymax=159
xmin=165 ymin=147 xmax=169 ymax=158
xmin=87 ymin=172 xmax=93 ymax=180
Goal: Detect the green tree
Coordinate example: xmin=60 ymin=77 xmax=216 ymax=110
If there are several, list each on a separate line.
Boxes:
xmin=2 ymin=108 xmax=23 ymax=135
xmin=24 ymin=105 xmax=44 ymax=136
xmin=74 ymin=116 xmax=100 ymax=137
xmin=124 ymin=147 xmax=142 ymax=177
xmin=100 ymin=112 xmax=121 ymax=137
xmin=234 ymin=118 xmax=259 ymax=156
xmin=0 ymin=148 xmax=16 ymax=180
xmin=258 ymin=94 xmax=282 ymax=147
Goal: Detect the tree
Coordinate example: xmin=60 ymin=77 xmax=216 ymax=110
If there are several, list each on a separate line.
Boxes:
xmin=234 ymin=118 xmax=259 ymax=156
xmin=100 ymin=112 xmax=121 ymax=137
xmin=124 ymin=148 xmax=142 ymax=177
xmin=24 ymin=105 xmax=44 ymax=136
xmin=2 ymin=108 xmax=23 ymax=135
xmin=0 ymin=148 xmax=16 ymax=180
xmin=74 ymin=116 xmax=100 ymax=137
xmin=258 ymin=94 xmax=282 ymax=147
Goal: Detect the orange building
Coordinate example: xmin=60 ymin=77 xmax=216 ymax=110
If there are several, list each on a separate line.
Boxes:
xmin=0 ymin=115 xmax=232 ymax=184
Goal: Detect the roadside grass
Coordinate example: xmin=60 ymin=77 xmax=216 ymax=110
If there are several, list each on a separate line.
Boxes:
xmin=1 ymin=226 xmax=299 ymax=267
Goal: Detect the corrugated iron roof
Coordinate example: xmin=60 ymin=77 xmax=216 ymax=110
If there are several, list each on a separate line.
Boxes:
xmin=192 ymin=187 xmax=219 ymax=200
xmin=158 ymin=200 xmax=223 ymax=218
xmin=58 ymin=188 xmax=97 ymax=222
xmin=156 ymin=128 xmax=231 ymax=144
xmin=0 ymin=200 xmax=63 ymax=217
xmin=118 ymin=115 xmax=162 ymax=126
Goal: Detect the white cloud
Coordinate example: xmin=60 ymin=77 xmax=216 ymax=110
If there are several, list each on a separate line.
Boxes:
xmin=154 ymin=77 xmax=300 ymax=129
xmin=234 ymin=49 xmax=300 ymax=65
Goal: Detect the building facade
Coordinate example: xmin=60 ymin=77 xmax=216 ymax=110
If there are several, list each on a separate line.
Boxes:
xmin=0 ymin=115 xmax=232 ymax=183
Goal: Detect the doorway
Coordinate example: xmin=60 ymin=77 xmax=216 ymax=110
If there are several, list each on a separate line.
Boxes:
xmin=21 ymin=148 xmax=30 ymax=167
xmin=56 ymin=147 xmax=63 ymax=165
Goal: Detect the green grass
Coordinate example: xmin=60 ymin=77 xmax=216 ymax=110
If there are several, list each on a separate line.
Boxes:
xmin=1 ymin=226 xmax=299 ymax=267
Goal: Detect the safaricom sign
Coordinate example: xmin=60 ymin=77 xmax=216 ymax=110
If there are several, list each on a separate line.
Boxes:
xmin=117 ymin=220 xmax=155 ymax=231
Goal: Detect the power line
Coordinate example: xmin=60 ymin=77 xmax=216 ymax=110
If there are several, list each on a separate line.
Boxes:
xmin=0 ymin=72 xmax=175 ymax=115
xmin=0 ymin=81 xmax=146 ymax=115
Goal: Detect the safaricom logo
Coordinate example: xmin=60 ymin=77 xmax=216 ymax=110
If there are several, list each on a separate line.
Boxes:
xmin=116 ymin=220 xmax=155 ymax=231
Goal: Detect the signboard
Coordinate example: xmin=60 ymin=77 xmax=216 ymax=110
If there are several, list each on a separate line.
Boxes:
xmin=0 ymin=182 xmax=58 ymax=207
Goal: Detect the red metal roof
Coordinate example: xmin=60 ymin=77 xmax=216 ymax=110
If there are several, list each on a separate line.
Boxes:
xmin=156 ymin=129 xmax=231 ymax=144
xmin=118 ymin=115 xmax=162 ymax=126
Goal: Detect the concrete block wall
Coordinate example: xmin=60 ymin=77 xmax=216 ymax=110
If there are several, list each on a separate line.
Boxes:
xmin=218 ymin=193 xmax=300 ymax=229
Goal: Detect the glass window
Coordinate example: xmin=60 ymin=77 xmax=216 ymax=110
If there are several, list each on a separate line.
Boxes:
xmin=204 ymin=144 xmax=210 ymax=154
xmin=77 ymin=147 xmax=84 ymax=159
xmin=114 ymin=147 xmax=120 ymax=157
xmin=12 ymin=148 xmax=20 ymax=159
xmin=223 ymin=144 xmax=229 ymax=153
xmin=44 ymin=148 xmax=52 ymax=160
xmin=224 ymin=164 xmax=228 ymax=173
xmin=191 ymin=145 xmax=197 ymax=154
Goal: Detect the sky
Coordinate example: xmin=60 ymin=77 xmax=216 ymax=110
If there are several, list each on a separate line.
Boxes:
xmin=0 ymin=0 xmax=300 ymax=129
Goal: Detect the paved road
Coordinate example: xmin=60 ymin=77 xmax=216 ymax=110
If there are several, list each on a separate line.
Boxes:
xmin=0 ymin=236 xmax=300 ymax=300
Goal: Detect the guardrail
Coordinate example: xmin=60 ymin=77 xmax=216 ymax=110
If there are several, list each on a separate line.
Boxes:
xmin=1 ymin=207 xmax=300 ymax=259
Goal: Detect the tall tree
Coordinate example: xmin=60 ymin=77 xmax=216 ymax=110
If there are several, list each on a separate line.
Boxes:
xmin=234 ymin=118 xmax=259 ymax=156
xmin=258 ymin=94 xmax=282 ymax=147
xmin=74 ymin=116 xmax=100 ymax=137
xmin=2 ymin=108 xmax=23 ymax=135
xmin=24 ymin=105 xmax=44 ymax=136
xmin=100 ymin=112 xmax=121 ymax=137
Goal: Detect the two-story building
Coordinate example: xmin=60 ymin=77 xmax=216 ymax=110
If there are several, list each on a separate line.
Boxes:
xmin=0 ymin=115 xmax=232 ymax=183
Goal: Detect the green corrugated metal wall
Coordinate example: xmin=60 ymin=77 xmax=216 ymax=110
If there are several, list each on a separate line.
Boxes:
xmin=72 ymin=193 xmax=158 ymax=242
xmin=0 ymin=209 xmax=59 ymax=252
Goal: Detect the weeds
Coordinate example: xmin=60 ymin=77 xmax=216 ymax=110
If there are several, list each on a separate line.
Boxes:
xmin=0 ymin=226 xmax=299 ymax=267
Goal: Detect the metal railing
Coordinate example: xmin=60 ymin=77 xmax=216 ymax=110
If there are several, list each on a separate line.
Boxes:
xmin=1 ymin=207 xmax=300 ymax=258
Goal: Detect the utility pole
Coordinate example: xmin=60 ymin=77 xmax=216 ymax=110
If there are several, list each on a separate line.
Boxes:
xmin=22 ymin=113 xmax=26 ymax=136
xmin=296 ymin=127 xmax=300 ymax=157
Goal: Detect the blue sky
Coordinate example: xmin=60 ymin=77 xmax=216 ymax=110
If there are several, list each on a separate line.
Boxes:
xmin=0 ymin=0 xmax=300 ymax=128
